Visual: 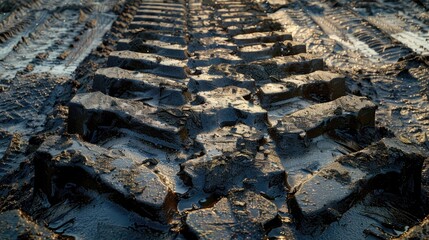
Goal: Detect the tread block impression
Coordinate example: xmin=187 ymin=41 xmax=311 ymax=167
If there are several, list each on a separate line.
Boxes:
xmin=186 ymin=190 xmax=278 ymax=239
xmin=107 ymin=51 xmax=190 ymax=79
xmin=68 ymin=92 xmax=187 ymax=149
xmin=227 ymin=19 xmax=283 ymax=35
xmin=34 ymin=136 xmax=176 ymax=223
xmin=258 ymin=71 xmax=346 ymax=107
xmin=129 ymin=20 xmax=185 ymax=32
xmin=180 ymin=124 xmax=285 ymax=197
xmin=271 ymin=95 xmax=377 ymax=148
xmin=234 ymin=54 xmax=324 ymax=83
xmin=93 ymin=67 xmax=190 ymax=106
xmin=290 ymin=138 xmax=426 ymax=233
xmin=184 ymin=86 xmax=267 ymax=134
xmin=116 ymin=39 xmax=188 ymax=60
xmin=128 ymin=31 xmax=187 ymax=45
xmin=187 ymin=64 xmax=255 ymax=92
xmin=238 ymin=41 xmax=306 ymax=61
xmin=233 ymin=31 xmax=293 ymax=45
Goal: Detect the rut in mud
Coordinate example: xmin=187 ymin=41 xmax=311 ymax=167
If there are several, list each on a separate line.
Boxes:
xmin=0 ymin=0 xmax=429 ymax=239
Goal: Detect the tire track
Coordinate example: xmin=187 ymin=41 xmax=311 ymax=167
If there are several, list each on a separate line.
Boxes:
xmin=45 ymin=0 xmax=417 ymax=239
xmin=0 ymin=0 xmax=428 ymax=239
xmin=0 ymin=1 xmax=119 ymax=79
xmin=345 ymin=0 xmax=429 ymax=56
xmin=307 ymin=1 xmax=414 ymax=63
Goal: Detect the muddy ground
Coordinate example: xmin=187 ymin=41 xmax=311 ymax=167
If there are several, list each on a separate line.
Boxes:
xmin=1 ymin=0 xmax=429 ymax=239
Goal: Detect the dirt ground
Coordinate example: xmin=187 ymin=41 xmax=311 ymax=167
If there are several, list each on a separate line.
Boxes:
xmin=1 ymin=0 xmax=429 ymax=239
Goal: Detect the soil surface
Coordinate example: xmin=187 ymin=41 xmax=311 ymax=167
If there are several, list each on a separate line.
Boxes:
xmin=1 ymin=0 xmax=429 ymax=239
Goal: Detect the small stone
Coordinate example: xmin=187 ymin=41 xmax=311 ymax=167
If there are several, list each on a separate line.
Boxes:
xmin=24 ymin=64 xmax=34 ymax=72
xmin=398 ymin=134 xmax=412 ymax=144
xmin=57 ymin=50 xmax=70 ymax=60
xmin=417 ymin=132 xmax=427 ymax=144
xmin=70 ymin=154 xmax=86 ymax=163
xmin=85 ymin=19 xmax=97 ymax=28
xmin=36 ymin=52 xmax=49 ymax=60
xmin=233 ymin=201 xmax=246 ymax=207
xmin=142 ymin=158 xmax=159 ymax=166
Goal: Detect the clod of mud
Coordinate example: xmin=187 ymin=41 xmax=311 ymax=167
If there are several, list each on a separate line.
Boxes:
xmin=68 ymin=91 xmax=187 ymax=149
xmin=290 ymin=138 xmax=426 ymax=234
xmin=85 ymin=19 xmax=97 ymax=29
xmin=93 ymin=67 xmax=189 ymax=106
xmin=34 ymin=135 xmax=177 ymax=223
xmin=258 ymin=70 xmax=345 ymax=108
xmin=185 ymin=189 xmax=279 ymax=239
xmin=235 ymin=54 xmax=324 ymax=82
xmin=24 ymin=63 xmax=33 ymax=72
xmin=271 ymin=95 xmax=376 ymax=150
xmin=35 ymin=52 xmax=48 ymax=60
xmin=107 ymin=50 xmax=190 ymax=79
xmin=185 ymin=86 xmax=267 ymax=134
xmin=57 ymin=50 xmax=70 ymax=60
xmin=180 ymin=124 xmax=285 ymax=199
xmin=188 ymin=64 xmax=255 ymax=93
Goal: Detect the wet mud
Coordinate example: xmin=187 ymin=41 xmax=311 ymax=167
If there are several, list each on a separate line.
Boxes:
xmin=1 ymin=0 xmax=429 ymax=239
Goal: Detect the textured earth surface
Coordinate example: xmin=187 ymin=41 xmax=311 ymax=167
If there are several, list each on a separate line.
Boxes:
xmin=1 ymin=0 xmax=429 ymax=239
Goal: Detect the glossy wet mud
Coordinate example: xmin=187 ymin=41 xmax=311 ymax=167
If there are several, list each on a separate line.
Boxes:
xmin=1 ymin=0 xmax=429 ymax=239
